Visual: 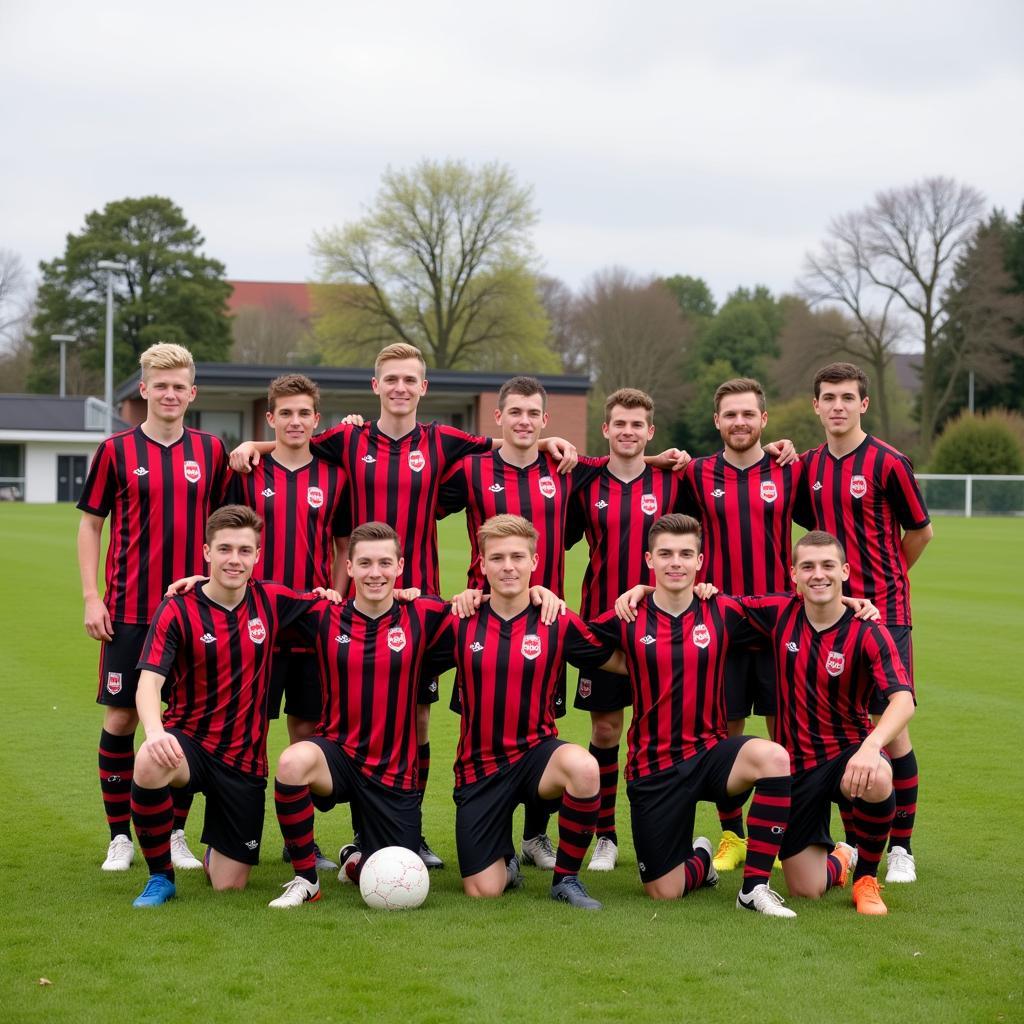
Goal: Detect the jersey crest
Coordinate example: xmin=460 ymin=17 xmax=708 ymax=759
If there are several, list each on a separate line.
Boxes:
xmin=825 ymin=650 xmax=845 ymax=676
xmin=408 ymin=450 xmax=425 ymax=473
xmin=850 ymin=475 xmax=867 ymax=499
xmin=691 ymin=623 xmax=711 ymax=649
xmin=760 ymin=480 xmax=778 ymax=503
xmin=640 ymin=493 xmax=658 ymax=515
xmin=521 ymin=633 xmax=542 ymax=660
xmin=248 ymin=618 xmax=267 ymax=644
xmin=538 ymin=477 xmax=556 ymax=500
xmin=106 ymin=672 xmax=123 ymax=695
xmin=183 ymin=460 xmax=202 ymax=484
xmin=306 ymin=486 xmax=324 ymax=509
xmin=387 ymin=626 xmax=407 ymax=652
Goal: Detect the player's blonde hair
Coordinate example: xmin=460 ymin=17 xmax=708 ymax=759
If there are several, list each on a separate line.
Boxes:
xmin=476 ymin=513 xmax=538 ymax=555
xmin=140 ymin=343 xmax=195 ymax=382
xmin=374 ymin=343 xmax=426 ymax=378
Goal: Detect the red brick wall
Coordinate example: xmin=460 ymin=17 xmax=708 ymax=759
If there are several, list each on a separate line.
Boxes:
xmin=474 ymin=391 xmax=589 ymax=452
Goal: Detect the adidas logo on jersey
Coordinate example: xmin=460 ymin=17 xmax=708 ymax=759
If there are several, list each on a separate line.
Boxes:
xmin=711 ymin=488 xmax=725 ymax=498
xmin=133 ymin=467 xmax=149 ymax=477
xmin=260 ymin=488 xmax=274 ymax=498
xmin=336 ymin=634 xmax=350 ymax=644
xmin=786 ymin=641 xmax=799 ymax=653
xmin=200 ymin=633 xmax=217 ymax=644
xmin=469 ymin=641 xmax=484 ymax=652
xmin=594 ymin=499 xmax=608 ymax=509
xmin=488 ymin=483 xmax=504 ymax=493
xmin=640 ymin=634 xmax=655 ymax=645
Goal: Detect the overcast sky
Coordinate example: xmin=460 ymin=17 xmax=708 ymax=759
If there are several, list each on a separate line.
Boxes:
xmin=3 ymin=0 xmax=1022 ymax=305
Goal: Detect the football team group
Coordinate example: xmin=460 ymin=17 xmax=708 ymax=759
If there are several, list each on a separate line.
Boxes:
xmin=78 ymin=340 xmax=931 ymax=917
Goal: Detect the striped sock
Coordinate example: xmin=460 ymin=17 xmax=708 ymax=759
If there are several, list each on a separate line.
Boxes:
xmin=854 ymin=793 xmax=895 ymax=881
xmin=130 ymin=782 xmax=174 ymax=881
xmin=682 ymin=845 xmax=711 ymax=895
xmin=837 ymin=796 xmax=858 ymax=846
xmin=553 ymin=791 xmax=600 ymax=880
xmin=588 ymin=743 xmax=619 ymax=843
xmin=889 ymin=750 xmax=918 ymax=853
xmin=742 ymin=775 xmax=791 ymax=894
xmin=172 ymin=788 xmax=194 ymax=832
xmin=275 ymin=780 xmax=317 ymax=883
xmin=825 ymin=852 xmax=846 ymax=890
xmin=717 ymin=788 xmax=750 ymax=840
xmin=99 ymin=729 xmax=134 ymax=840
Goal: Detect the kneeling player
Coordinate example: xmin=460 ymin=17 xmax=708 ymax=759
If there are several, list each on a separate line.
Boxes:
xmin=429 ymin=515 xmax=623 ymax=910
xmin=596 ymin=514 xmax=795 ymax=916
xmin=129 ymin=506 xmax=335 ymax=906
xmin=269 ymin=522 xmax=451 ymax=908
xmin=740 ymin=531 xmax=915 ymax=915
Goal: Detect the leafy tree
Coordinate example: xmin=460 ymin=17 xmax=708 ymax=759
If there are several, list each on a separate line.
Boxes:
xmin=661 ymin=274 xmax=716 ymax=319
xmin=28 ymin=197 xmax=231 ymax=392
xmin=694 ymin=285 xmax=783 ymax=374
xmin=929 ymin=410 xmax=1024 ymax=475
xmin=312 ymin=159 xmax=555 ymax=372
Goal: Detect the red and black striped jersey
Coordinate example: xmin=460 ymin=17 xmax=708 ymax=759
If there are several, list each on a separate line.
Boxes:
xmin=738 ymin=595 xmax=913 ymax=772
xmin=679 ymin=452 xmax=802 ymax=595
xmin=77 ymin=426 xmax=228 ymax=624
xmin=297 ymin=596 xmax=450 ymax=792
xmin=439 ymin=451 xmax=606 ymax=595
xmin=428 ymin=605 xmax=613 ymax=788
xmin=138 ymin=580 xmax=316 ymax=777
xmin=310 ymin=421 xmax=491 ymax=593
xmin=566 ymin=465 xmax=684 ymax=620
xmin=797 ymin=436 xmax=930 ymax=625
xmin=225 ymin=455 xmax=349 ymax=591
xmin=591 ymin=594 xmax=755 ymax=781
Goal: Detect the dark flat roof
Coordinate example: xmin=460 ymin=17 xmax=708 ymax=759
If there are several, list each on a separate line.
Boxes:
xmin=0 ymin=395 xmax=129 ymax=432
xmin=116 ymin=363 xmax=591 ymax=402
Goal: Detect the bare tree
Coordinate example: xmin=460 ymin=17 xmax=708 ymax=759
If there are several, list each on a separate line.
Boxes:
xmin=573 ymin=268 xmax=690 ymax=443
xmin=801 ymin=177 xmax=985 ymax=448
xmin=1 ymin=249 xmax=33 ymax=350
xmin=537 ymin=275 xmax=587 ymax=374
xmin=231 ymin=302 xmax=313 ymax=365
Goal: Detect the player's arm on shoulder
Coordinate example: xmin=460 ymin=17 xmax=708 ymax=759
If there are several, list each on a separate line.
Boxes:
xmin=645 ymin=448 xmax=691 ymax=472
xmin=901 ymin=524 xmax=933 ymax=570
xmin=615 ymin=584 xmax=653 ymax=621
xmin=78 ymin=512 xmax=113 ymax=642
xmin=450 ymin=588 xmax=488 ymax=618
xmin=763 ymin=438 xmax=798 ymax=465
xmin=165 ymin=575 xmax=205 ymax=597
xmin=229 ymin=439 xmax=274 ymax=473
xmin=842 ymin=595 xmax=880 ymax=621
xmin=538 ymin=435 xmax=578 ymax=474
xmin=528 ymin=585 xmax=566 ymax=624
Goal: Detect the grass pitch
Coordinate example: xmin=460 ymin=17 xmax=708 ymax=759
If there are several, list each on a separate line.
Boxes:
xmin=1 ymin=506 xmax=1021 ymax=1023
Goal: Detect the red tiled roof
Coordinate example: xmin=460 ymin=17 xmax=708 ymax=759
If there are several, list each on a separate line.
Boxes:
xmin=227 ymin=280 xmax=312 ymax=318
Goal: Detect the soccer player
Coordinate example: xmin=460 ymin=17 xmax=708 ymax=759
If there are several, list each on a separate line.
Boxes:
xmin=564 ymin=388 xmax=685 ymax=872
xmin=427 ymin=514 xmax=623 ymax=910
xmin=128 ymin=505 xmax=337 ymax=906
xmin=800 ymin=362 xmax=932 ymax=882
xmin=268 ymin=522 xmax=453 ymax=908
xmin=230 ymin=345 xmax=576 ymax=867
xmin=438 ymin=375 xmax=613 ymax=867
xmin=741 ymin=531 xmax=916 ymax=915
xmin=77 ymin=342 xmax=227 ymax=873
xmin=594 ymin=514 xmax=797 ymax=916
xmin=678 ymin=378 xmax=804 ymax=873
xmin=225 ymin=373 xmax=348 ymax=870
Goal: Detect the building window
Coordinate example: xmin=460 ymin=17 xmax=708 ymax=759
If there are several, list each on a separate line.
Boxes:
xmin=185 ymin=411 xmax=244 ymax=449
xmin=0 ymin=443 xmax=25 ymax=501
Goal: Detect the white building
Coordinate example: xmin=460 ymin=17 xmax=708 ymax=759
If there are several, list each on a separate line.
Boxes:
xmin=0 ymin=396 xmax=126 ymax=503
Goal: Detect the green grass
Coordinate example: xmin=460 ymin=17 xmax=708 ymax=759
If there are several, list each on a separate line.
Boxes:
xmin=1 ymin=507 xmax=1022 ymax=1023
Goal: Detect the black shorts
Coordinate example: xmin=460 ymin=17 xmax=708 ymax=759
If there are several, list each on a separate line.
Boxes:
xmin=452 ymin=666 xmax=568 ymax=719
xmin=452 ymin=739 xmax=565 ymax=877
xmin=779 ymin=746 xmax=861 ymax=859
xmin=268 ymin=649 xmax=322 ymax=722
xmin=97 ymin=622 xmax=151 ymax=707
xmin=418 ymin=672 xmax=440 ymax=706
xmin=170 ymin=729 xmax=267 ymax=865
xmin=869 ymin=626 xmax=914 ymax=715
xmin=724 ymin=644 xmax=776 ymax=720
xmin=307 ymin=737 xmax=421 ymax=859
xmin=626 ymin=736 xmax=752 ymax=884
xmin=574 ymin=666 xmax=631 ymax=713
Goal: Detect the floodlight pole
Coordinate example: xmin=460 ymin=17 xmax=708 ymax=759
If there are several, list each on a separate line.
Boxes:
xmin=51 ymin=334 xmax=78 ymax=397
xmin=97 ymin=260 xmax=127 ymax=435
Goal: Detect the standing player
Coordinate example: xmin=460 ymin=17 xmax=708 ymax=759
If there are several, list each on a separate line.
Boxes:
xmin=225 ymin=373 xmax=348 ymax=871
xmin=428 ymin=515 xmax=623 ymax=909
xmin=678 ymin=378 xmax=804 ymax=873
xmin=77 ymin=342 xmax=227 ymax=873
xmin=230 ymin=345 xmax=576 ymax=867
xmin=268 ymin=522 xmax=452 ymax=907
xmin=741 ymin=531 xmax=916 ymax=914
xmin=800 ymin=363 xmax=932 ymax=882
xmin=564 ymin=388 xmax=685 ymax=872
xmin=594 ymin=514 xmax=796 ymax=915
xmin=128 ymin=505 xmax=337 ymax=906
xmin=438 ymin=376 xmax=610 ymax=867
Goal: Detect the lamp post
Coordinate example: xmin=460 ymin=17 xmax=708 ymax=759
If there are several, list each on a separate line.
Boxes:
xmin=51 ymin=334 xmax=78 ymax=397
xmin=96 ymin=260 xmax=127 ymax=435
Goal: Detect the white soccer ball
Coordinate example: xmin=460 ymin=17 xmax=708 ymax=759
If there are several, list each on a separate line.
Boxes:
xmin=358 ymin=846 xmax=430 ymax=910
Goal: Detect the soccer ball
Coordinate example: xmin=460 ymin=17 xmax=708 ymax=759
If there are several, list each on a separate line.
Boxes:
xmin=358 ymin=846 xmax=430 ymax=910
